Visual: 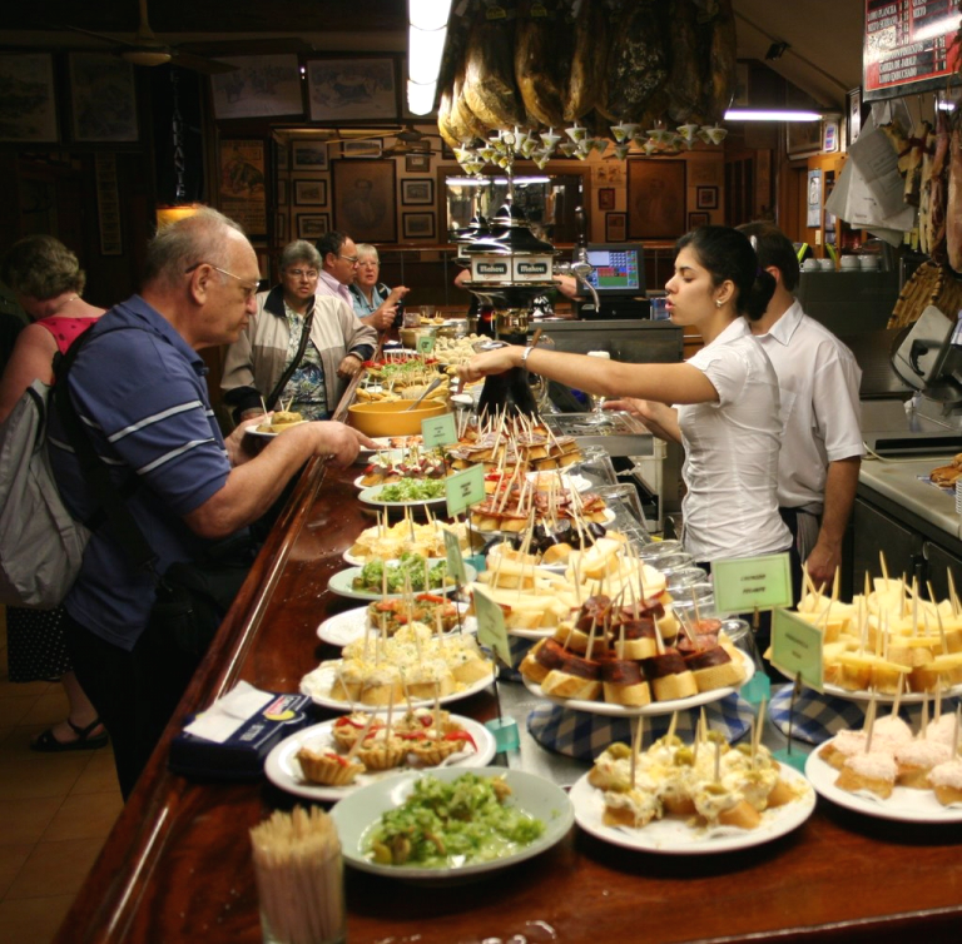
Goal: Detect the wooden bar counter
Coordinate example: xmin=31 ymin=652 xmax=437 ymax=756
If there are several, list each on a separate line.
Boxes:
xmin=54 ymin=457 xmax=962 ymax=944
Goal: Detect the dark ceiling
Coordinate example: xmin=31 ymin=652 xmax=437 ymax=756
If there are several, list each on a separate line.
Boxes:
xmin=2 ymin=1 xmax=406 ymax=35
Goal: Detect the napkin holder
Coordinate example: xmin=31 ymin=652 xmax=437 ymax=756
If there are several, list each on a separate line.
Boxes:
xmin=169 ymin=692 xmax=315 ymax=781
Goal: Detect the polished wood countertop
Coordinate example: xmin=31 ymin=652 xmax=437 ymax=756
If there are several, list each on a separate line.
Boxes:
xmin=54 ymin=446 xmax=962 ymax=944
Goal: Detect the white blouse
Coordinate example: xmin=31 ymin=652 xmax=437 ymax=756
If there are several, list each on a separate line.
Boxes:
xmin=677 ymin=318 xmax=792 ymax=563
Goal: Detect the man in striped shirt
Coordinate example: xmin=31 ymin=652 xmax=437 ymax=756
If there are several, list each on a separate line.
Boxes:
xmin=47 ymin=209 xmax=373 ymax=798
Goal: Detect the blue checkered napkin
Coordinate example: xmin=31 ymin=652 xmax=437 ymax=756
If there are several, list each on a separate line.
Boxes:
xmin=527 ymin=694 xmax=756 ymax=762
xmin=769 ymin=686 xmax=865 ymax=744
xmin=770 ymin=685 xmax=962 ymax=744
xmin=498 ymin=635 xmax=538 ymax=682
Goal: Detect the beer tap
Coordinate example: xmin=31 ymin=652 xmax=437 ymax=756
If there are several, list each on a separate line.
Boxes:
xmin=553 ymin=205 xmax=600 ymax=312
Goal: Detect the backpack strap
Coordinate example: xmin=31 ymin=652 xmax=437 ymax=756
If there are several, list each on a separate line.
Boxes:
xmin=53 ymin=326 xmax=159 ymax=577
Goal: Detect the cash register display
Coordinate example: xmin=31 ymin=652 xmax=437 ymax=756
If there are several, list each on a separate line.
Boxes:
xmin=585 ymin=244 xmax=644 ymax=296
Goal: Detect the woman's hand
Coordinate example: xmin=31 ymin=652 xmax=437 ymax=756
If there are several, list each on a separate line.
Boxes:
xmin=457 ymin=345 xmax=522 ymax=384
xmin=336 ymin=354 xmax=364 ymax=378
xmin=603 ymin=398 xmax=648 ymax=420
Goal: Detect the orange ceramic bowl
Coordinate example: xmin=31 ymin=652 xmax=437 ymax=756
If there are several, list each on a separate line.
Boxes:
xmin=348 ymin=399 xmax=448 ymax=438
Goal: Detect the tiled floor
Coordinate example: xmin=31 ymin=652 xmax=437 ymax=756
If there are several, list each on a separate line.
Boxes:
xmin=0 ymin=610 xmax=123 ymax=944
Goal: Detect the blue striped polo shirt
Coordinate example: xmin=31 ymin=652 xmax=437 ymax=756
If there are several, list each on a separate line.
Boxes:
xmin=47 ymin=296 xmax=233 ymax=650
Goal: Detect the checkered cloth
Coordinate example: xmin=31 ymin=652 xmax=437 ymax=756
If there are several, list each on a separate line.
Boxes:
xmin=527 ymin=693 xmax=756 ymax=761
xmin=769 ymin=684 xmax=962 ymax=744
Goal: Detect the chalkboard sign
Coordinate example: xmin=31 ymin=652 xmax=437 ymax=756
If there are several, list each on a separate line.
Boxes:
xmin=863 ymin=0 xmax=961 ymax=101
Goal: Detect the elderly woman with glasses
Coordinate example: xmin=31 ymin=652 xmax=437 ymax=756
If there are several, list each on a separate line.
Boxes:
xmin=222 ymin=239 xmax=376 ymax=424
xmin=349 ymin=243 xmax=410 ymax=332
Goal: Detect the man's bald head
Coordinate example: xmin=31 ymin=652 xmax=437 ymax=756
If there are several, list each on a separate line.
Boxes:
xmin=144 ymin=208 xmax=248 ymax=293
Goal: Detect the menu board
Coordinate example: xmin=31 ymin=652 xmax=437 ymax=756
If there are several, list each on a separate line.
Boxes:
xmin=863 ymin=0 xmax=962 ymax=101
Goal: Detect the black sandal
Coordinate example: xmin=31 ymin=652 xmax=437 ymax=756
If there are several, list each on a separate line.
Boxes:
xmin=30 ymin=718 xmax=109 ymax=753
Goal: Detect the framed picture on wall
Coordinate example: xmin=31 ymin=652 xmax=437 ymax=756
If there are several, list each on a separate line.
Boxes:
xmin=695 ymin=186 xmax=719 ymax=210
xmin=291 ymin=141 xmax=329 ymax=171
xmin=0 ymin=53 xmax=58 ymax=143
xmin=219 ymin=139 xmax=268 ymax=237
xmin=627 ymin=159 xmax=686 ymax=240
xmin=402 ymin=212 xmax=435 ymax=240
xmin=211 ymin=54 xmax=303 ymax=120
xmin=605 ymin=212 xmax=626 ymax=242
xmin=277 ymin=179 xmax=288 ymax=206
xmin=275 ymin=212 xmax=288 ymax=241
xmin=598 ymin=187 xmax=615 ymax=210
xmin=294 ymin=179 xmax=327 ymax=206
xmin=296 ymin=213 xmax=330 ymax=239
xmin=688 ymin=211 xmax=710 ymax=229
xmin=401 ymin=178 xmax=434 ymax=205
xmin=307 ymin=57 xmax=398 ymax=121
xmin=333 ymin=159 xmax=397 ymax=242
xmin=405 ymin=152 xmax=431 ymax=173
xmin=786 ymin=120 xmax=822 ymax=158
xmin=69 ymin=53 xmax=138 ymax=143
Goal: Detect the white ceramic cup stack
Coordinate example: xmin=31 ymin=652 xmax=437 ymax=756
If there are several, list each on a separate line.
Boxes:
xmin=840 ymin=255 xmax=860 ymax=271
xmin=860 ymin=256 xmax=880 ymax=271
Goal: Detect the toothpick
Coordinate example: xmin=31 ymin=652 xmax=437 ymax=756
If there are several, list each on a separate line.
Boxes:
xmin=629 ymin=715 xmax=644 ymax=789
xmin=879 ymin=552 xmax=890 ymax=589
xmin=864 ymin=695 xmax=877 ymax=753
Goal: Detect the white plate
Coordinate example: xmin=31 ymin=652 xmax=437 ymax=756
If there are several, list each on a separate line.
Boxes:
xmin=524 ymin=471 xmax=592 ymax=493
xmin=570 ymin=763 xmax=814 ymax=855
xmin=327 ymin=563 xmax=476 ymax=602
xmin=317 ymin=604 xmax=476 ymax=647
xmin=300 ymin=659 xmax=495 ymax=711
xmin=804 ymin=739 xmax=962 ymax=823
xmin=244 ymin=424 xmax=307 ymax=438
xmin=814 ymin=679 xmax=962 ymax=705
xmin=359 ymin=484 xmax=448 ymax=509
xmin=330 ymin=767 xmax=574 ymax=880
xmin=264 ymin=716 xmax=496 ymax=802
xmin=521 ymin=649 xmax=755 ymax=717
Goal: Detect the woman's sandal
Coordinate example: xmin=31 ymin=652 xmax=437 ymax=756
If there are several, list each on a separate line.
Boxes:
xmin=30 ymin=718 xmax=109 ymax=753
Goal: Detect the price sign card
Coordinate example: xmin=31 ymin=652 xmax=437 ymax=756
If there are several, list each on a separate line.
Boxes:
xmin=443 ymin=528 xmax=467 ymax=585
xmin=445 ymin=464 xmax=485 ymax=518
xmin=770 ymin=609 xmax=824 ymax=693
xmin=712 ymin=553 xmax=793 ymax=614
xmin=472 ymin=586 xmax=513 ymax=667
xmin=417 ymin=334 xmax=436 ymax=354
xmin=422 ymin=412 xmax=457 ymax=448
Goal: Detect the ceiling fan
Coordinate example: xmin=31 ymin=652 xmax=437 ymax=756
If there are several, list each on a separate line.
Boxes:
xmin=60 ymin=0 xmax=238 ymax=74
xmin=378 ymin=125 xmax=443 ymax=157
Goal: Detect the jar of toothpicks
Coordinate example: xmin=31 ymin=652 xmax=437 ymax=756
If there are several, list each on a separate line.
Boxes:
xmin=250 ymin=806 xmax=346 ymax=944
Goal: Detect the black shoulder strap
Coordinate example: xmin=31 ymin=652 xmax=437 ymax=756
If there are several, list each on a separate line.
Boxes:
xmin=53 ymin=326 xmax=159 ymax=577
xmin=265 ymin=302 xmax=316 ymax=411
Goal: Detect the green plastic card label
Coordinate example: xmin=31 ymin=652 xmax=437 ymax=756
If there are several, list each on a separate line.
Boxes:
xmin=444 ymin=528 xmax=467 ymax=585
xmin=417 ymin=334 xmax=436 ymax=354
xmin=712 ymin=553 xmax=793 ymax=613
xmin=422 ymin=413 xmax=457 ymax=448
xmin=770 ymin=609 xmax=824 ymax=692
xmin=445 ymin=464 xmax=485 ymax=518
xmin=472 ymin=586 xmax=513 ymax=667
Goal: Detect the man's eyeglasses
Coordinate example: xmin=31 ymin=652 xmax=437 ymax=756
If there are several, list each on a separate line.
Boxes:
xmin=338 ymin=254 xmax=359 ymax=265
xmin=185 ymin=262 xmax=260 ymax=301
xmin=287 ymin=268 xmax=319 ymax=279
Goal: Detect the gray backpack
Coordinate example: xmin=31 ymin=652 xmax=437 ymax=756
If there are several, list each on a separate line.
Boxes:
xmin=0 ymin=379 xmax=90 ymax=608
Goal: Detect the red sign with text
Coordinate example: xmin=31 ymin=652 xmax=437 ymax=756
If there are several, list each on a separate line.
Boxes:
xmin=864 ymin=0 xmax=961 ymax=100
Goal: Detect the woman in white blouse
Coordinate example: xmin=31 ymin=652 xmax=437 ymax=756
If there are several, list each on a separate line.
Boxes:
xmin=458 ymin=225 xmax=791 ymax=567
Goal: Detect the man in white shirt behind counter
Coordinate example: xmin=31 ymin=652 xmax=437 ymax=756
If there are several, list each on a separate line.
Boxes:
xmin=737 ymin=222 xmax=865 ymax=598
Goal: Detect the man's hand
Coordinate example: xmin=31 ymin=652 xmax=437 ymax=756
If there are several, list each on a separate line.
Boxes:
xmin=336 ymin=354 xmax=364 ymax=379
xmin=457 ymin=345 xmax=521 ymax=384
xmin=360 ymin=307 xmax=395 ymax=332
xmin=308 ymin=421 xmax=377 ymax=467
xmin=804 ymin=541 xmax=842 ymax=592
xmin=225 ymin=413 xmax=267 ymax=466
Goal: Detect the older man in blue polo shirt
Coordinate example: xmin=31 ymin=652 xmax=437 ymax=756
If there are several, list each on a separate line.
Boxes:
xmin=47 ymin=208 xmax=374 ymax=798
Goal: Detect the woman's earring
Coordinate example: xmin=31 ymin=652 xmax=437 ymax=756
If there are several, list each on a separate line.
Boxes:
xmin=715 ymin=299 xmax=723 ymax=308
